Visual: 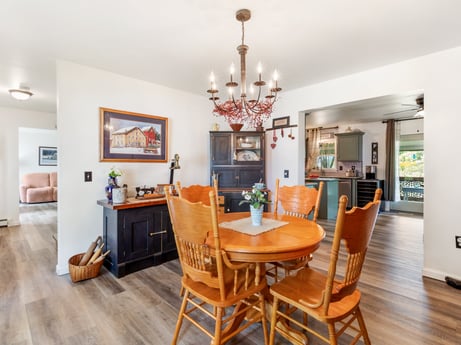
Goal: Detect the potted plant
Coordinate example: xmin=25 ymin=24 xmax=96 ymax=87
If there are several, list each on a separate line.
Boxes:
xmin=239 ymin=185 xmax=270 ymax=226
xmin=106 ymin=167 xmax=123 ymax=202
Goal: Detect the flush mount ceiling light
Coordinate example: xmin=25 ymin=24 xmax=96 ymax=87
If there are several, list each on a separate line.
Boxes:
xmin=207 ymin=9 xmax=281 ymax=130
xmin=8 ymin=85 xmax=33 ymax=101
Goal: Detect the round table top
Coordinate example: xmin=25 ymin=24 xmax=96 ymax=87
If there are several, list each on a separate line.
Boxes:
xmin=213 ymin=212 xmax=326 ymax=263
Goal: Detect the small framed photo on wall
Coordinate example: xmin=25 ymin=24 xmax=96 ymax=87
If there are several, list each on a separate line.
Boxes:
xmin=371 ymin=142 xmax=378 ymax=164
xmin=39 ymin=146 xmax=57 ymax=166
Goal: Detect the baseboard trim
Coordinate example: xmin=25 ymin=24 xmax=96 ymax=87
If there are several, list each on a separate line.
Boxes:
xmin=423 ymin=267 xmax=461 ymax=282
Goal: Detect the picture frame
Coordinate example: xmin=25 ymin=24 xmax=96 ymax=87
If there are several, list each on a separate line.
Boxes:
xmin=39 ymin=146 xmax=57 ymax=166
xmin=371 ymin=142 xmax=378 ymax=164
xmin=100 ymin=107 xmax=168 ymax=162
xmin=272 ymin=116 xmax=290 ymax=129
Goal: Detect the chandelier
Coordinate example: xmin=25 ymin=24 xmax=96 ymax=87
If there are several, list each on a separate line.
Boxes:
xmin=207 ymin=9 xmax=281 ymax=130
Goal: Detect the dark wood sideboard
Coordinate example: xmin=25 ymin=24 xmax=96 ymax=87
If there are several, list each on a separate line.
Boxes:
xmin=97 ymin=198 xmax=177 ymax=278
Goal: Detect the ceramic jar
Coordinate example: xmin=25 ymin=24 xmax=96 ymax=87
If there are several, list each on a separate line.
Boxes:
xmin=112 ymin=185 xmax=127 ymax=204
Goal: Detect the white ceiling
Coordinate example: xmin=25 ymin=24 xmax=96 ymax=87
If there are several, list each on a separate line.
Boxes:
xmin=1 ymin=0 xmax=461 ymax=117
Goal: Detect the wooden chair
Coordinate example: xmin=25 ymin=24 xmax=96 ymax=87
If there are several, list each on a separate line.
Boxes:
xmin=267 ymin=179 xmax=324 ymax=282
xmin=269 ymin=188 xmax=382 ymax=345
xmin=176 ymin=178 xmax=220 ymax=297
xmin=165 ymin=189 xmax=269 ymax=345
xmin=176 ymin=176 xmax=219 ymax=208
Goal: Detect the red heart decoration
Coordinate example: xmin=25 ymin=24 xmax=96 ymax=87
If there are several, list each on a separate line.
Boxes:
xmin=271 ymin=143 xmax=276 ymax=149
xmin=273 ymin=136 xmax=278 ymax=142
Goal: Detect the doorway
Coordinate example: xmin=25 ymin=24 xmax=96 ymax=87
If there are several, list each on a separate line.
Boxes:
xmin=304 ymin=91 xmax=424 ymax=214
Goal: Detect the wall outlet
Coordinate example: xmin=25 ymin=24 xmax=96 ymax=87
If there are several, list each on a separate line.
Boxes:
xmin=84 ymin=171 xmax=92 ymax=182
xmin=284 ymin=170 xmax=289 ymax=178
xmin=456 ymin=236 xmax=461 ymax=248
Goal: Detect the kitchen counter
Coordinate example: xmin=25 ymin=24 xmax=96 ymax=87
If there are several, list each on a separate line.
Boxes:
xmin=305 ymin=178 xmax=339 ymax=219
xmin=306 ymin=175 xmax=362 ymax=209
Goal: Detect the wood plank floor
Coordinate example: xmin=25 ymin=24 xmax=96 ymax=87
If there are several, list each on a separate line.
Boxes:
xmin=1 ymin=204 xmax=460 ymax=345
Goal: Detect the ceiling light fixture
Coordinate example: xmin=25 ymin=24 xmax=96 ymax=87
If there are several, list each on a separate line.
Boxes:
xmin=207 ymin=9 xmax=281 ymax=130
xmin=9 ymin=85 xmax=33 ymax=101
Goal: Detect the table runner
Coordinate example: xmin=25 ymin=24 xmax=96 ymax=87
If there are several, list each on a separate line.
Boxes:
xmin=219 ymin=217 xmax=288 ymax=236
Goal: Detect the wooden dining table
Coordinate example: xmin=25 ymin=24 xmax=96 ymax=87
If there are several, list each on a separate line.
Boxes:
xmin=213 ymin=211 xmax=326 ymax=264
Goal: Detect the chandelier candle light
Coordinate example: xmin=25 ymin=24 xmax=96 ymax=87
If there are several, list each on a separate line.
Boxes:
xmin=207 ymin=9 xmax=282 ymax=130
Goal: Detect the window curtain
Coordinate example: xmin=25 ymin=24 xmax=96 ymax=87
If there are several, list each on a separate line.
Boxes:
xmin=384 ymin=120 xmax=401 ymax=201
xmin=306 ymin=128 xmax=320 ymax=171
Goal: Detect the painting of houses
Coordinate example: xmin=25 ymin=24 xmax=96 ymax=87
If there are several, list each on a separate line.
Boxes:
xmin=100 ymin=108 xmax=168 ymax=162
xmin=111 ymin=126 xmax=147 ymax=148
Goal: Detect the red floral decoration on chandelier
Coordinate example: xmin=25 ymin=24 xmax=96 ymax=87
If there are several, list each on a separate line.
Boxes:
xmin=213 ymin=99 xmax=273 ymax=129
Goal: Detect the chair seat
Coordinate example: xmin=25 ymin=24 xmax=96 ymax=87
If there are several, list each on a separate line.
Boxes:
xmin=270 ymin=267 xmax=361 ymax=323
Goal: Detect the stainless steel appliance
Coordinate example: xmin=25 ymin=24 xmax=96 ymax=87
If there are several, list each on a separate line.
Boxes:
xmin=338 ymin=179 xmax=352 ymax=208
xmin=365 ymin=165 xmax=377 ymax=180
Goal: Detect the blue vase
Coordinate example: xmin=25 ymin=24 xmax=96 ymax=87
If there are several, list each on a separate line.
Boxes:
xmin=250 ymin=205 xmax=263 ymax=226
xmin=105 ymin=177 xmax=118 ymax=202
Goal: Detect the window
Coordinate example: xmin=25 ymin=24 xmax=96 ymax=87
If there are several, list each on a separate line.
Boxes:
xmin=317 ymin=130 xmax=337 ymax=170
xmin=317 ymin=141 xmax=336 ymax=169
xmin=399 ymin=133 xmax=424 ymax=201
xmin=306 ymin=127 xmax=337 ymax=172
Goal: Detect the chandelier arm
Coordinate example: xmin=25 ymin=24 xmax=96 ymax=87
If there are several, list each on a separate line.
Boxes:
xmin=242 ymin=85 xmax=263 ymax=113
xmin=243 ymin=99 xmax=259 ymax=115
xmin=253 ymin=85 xmax=263 ymax=107
xmin=211 ymin=97 xmax=228 ymax=114
xmin=231 ymin=94 xmax=240 ymax=109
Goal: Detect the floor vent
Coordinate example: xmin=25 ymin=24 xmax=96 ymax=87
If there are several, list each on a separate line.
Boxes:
xmin=0 ymin=219 xmax=8 ymax=227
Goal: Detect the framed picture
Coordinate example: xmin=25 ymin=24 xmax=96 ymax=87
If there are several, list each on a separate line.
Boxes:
xmin=371 ymin=142 xmax=378 ymax=164
xmin=100 ymin=108 xmax=168 ymax=162
xmin=39 ymin=146 xmax=57 ymax=166
xmin=272 ymin=116 xmax=290 ymax=129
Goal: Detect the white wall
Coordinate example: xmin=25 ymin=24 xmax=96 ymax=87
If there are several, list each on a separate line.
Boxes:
xmin=270 ymin=46 xmax=461 ymax=281
xmin=0 ymin=107 xmax=56 ymax=225
xmin=56 ymin=61 xmax=213 ymax=274
xmin=19 ymin=128 xmax=58 ymax=178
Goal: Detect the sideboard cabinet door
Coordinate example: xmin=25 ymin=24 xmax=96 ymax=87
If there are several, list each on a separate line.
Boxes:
xmin=102 ymin=203 xmax=177 ymax=278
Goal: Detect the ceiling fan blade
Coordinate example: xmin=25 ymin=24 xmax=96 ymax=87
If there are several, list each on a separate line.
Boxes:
xmin=383 ymin=107 xmax=419 ymax=116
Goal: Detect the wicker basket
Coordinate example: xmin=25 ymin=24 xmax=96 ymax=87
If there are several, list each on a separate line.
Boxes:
xmin=68 ymin=253 xmax=104 ymax=283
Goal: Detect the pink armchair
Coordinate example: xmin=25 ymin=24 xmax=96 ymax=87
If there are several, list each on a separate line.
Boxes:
xmin=20 ymin=172 xmax=58 ymax=203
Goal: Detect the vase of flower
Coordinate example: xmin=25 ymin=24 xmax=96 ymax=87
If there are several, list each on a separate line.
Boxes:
xmin=239 ymin=184 xmax=270 ymax=226
xmin=250 ymin=205 xmax=263 ymax=226
xmin=106 ymin=167 xmax=122 ymax=203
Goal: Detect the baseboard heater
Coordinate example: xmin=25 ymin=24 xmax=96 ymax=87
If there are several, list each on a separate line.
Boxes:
xmin=0 ymin=219 xmax=8 ymax=227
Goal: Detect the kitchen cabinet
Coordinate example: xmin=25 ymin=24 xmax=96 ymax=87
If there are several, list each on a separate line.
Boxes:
xmin=210 ymin=131 xmax=266 ymax=212
xmin=356 ymin=179 xmax=384 ymax=207
xmin=335 ymin=131 xmax=364 ymax=161
xmin=97 ymin=198 xmax=177 ymax=278
xmin=220 ymin=190 xmax=270 ymax=213
xmin=305 ymin=178 xmax=339 ymax=219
